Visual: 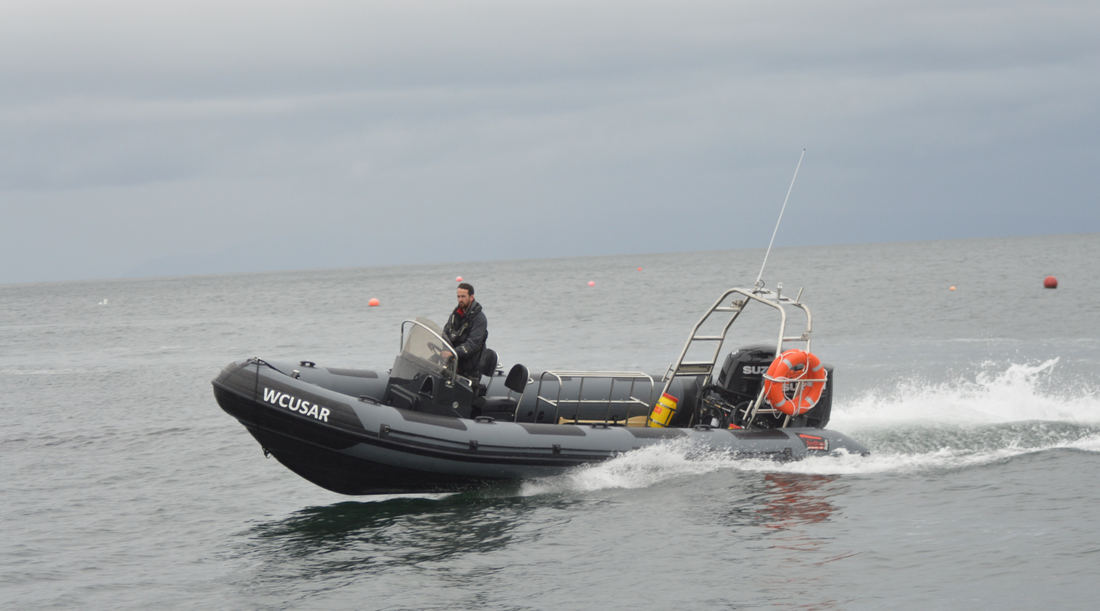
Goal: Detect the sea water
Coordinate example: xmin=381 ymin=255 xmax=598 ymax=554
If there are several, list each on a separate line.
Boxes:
xmin=2 ymin=233 xmax=1099 ymax=610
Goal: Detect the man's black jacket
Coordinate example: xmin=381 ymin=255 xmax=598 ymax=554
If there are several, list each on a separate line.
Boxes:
xmin=443 ymin=300 xmax=487 ymax=377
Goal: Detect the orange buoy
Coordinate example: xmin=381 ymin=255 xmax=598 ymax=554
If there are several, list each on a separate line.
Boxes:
xmin=762 ymin=350 xmax=828 ymax=416
xmin=949 ymin=286 xmax=956 ymax=291
xmin=1044 ymin=276 xmax=1058 ymax=289
xmin=456 ymin=276 xmax=463 ymax=282
xmin=588 ymin=281 xmax=595 ymax=286
xmin=637 ymin=267 xmax=642 ymax=271
xmin=368 ymin=298 xmax=380 ymax=307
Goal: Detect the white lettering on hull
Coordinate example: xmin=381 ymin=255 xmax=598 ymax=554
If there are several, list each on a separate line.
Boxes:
xmin=262 ymin=387 xmax=331 ymax=423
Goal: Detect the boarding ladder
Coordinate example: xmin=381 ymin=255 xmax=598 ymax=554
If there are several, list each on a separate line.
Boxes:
xmin=658 ymin=284 xmax=815 ymax=427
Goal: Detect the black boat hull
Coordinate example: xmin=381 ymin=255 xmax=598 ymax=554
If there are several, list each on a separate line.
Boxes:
xmin=213 ymin=359 xmax=869 ymax=495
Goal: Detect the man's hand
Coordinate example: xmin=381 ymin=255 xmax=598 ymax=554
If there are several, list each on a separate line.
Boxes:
xmin=441 ymin=350 xmax=454 ymax=360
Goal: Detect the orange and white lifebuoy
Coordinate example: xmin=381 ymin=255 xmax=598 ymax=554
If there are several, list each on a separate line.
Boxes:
xmin=762 ymin=349 xmax=827 ymax=416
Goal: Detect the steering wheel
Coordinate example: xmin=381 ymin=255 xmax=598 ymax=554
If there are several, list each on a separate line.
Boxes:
xmin=426 ymin=341 xmax=449 ymax=365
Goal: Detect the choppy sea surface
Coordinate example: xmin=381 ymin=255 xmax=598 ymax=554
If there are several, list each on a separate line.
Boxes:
xmin=3 ymin=233 xmax=1099 ymax=610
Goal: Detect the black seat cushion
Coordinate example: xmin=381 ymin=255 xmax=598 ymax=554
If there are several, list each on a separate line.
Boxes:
xmin=480 ymin=396 xmax=518 ymax=413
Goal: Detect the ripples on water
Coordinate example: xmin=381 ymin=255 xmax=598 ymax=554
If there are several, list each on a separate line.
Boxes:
xmin=3 ymin=234 xmax=1099 ymax=609
xmin=235 ymin=472 xmax=857 ymax=610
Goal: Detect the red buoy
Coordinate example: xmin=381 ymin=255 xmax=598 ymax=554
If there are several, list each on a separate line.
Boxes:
xmin=588 ymin=281 xmax=595 ymax=287
xmin=1044 ymin=276 xmax=1058 ymax=289
xmin=456 ymin=276 xmax=463 ymax=282
xmin=368 ymin=298 xmax=380 ymax=307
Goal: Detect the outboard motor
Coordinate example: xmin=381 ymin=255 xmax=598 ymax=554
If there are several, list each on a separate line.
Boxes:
xmin=715 ymin=344 xmax=776 ymax=403
xmin=701 ymin=344 xmax=833 ymax=429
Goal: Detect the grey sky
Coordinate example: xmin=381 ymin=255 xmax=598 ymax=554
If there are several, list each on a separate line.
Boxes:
xmin=2 ymin=0 xmax=1097 ymax=284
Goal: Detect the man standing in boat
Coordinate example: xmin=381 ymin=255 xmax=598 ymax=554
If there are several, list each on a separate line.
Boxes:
xmin=442 ymin=283 xmax=487 ymax=380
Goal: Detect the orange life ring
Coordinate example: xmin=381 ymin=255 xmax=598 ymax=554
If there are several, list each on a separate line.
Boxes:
xmin=762 ymin=350 xmax=827 ymax=416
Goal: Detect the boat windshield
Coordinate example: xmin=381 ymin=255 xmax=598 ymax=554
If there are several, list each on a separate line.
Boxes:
xmin=401 ymin=317 xmax=454 ymax=375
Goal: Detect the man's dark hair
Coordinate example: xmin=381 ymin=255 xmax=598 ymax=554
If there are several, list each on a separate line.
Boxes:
xmin=458 ymin=282 xmax=475 ymax=295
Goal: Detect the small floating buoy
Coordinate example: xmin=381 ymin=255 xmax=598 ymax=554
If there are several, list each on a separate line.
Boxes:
xmin=949 ymin=286 xmax=956 ymax=291
xmin=588 ymin=281 xmax=595 ymax=287
xmin=456 ymin=276 xmax=463 ymax=282
xmin=1044 ymin=276 xmax=1058 ymax=289
xmin=637 ymin=267 xmax=642 ymax=271
xmin=368 ymin=298 xmax=380 ymax=307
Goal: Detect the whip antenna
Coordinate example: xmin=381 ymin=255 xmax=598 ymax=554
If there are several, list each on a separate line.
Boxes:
xmin=754 ymin=148 xmax=806 ymax=290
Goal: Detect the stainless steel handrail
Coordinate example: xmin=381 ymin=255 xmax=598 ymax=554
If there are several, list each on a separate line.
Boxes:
xmin=533 ymin=371 xmax=655 ymax=425
xmin=658 ymin=286 xmax=815 ymax=427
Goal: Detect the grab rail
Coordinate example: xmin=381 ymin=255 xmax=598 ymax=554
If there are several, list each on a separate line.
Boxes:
xmin=532 ymin=371 xmax=655 ymax=426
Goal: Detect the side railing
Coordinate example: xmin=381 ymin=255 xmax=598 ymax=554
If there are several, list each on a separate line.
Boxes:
xmin=532 ymin=371 xmax=656 ymax=426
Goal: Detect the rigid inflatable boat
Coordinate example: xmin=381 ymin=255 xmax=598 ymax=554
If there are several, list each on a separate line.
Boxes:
xmin=212 ymin=285 xmax=869 ymax=495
